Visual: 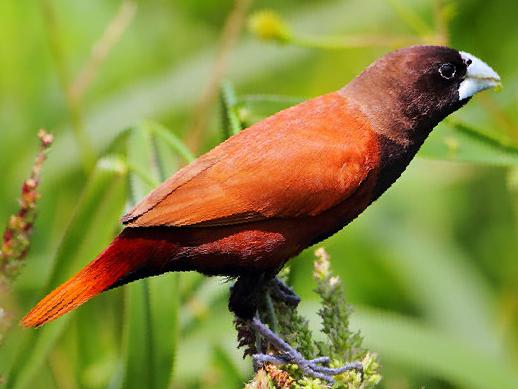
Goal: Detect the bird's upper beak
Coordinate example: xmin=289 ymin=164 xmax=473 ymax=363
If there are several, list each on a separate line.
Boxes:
xmin=458 ymin=51 xmax=501 ymax=100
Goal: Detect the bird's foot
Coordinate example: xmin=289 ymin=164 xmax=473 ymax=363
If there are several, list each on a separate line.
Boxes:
xmin=269 ymin=277 xmax=301 ymax=307
xmin=250 ymin=317 xmax=362 ymax=385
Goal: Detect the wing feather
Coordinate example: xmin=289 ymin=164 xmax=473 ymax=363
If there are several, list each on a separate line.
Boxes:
xmin=123 ymin=93 xmax=379 ymax=227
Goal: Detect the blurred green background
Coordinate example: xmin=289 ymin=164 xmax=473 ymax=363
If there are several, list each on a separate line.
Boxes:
xmin=1 ymin=0 xmax=518 ymax=388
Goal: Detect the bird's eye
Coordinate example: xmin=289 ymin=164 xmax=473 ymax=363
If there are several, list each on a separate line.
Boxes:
xmin=439 ymin=63 xmax=456 ymax=80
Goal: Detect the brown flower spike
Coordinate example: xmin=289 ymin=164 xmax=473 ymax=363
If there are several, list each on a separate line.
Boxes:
xmin=0 ymin=129 xmax=54 ymax=283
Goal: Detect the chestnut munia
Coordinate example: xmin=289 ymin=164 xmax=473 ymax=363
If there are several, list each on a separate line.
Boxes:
xmin=23 ymin=45 xmax=501 ymax=382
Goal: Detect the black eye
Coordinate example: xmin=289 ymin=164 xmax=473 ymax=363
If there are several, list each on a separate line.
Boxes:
xmin=439 ymin=63 xmax=456 ymax=80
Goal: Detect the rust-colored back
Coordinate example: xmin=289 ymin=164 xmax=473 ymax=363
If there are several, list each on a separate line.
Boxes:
xmin=124 ymin=92 xmax=378 ymax=228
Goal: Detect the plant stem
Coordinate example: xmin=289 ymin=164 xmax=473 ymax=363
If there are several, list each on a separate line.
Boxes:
xmin=220 ymin=80 xmax=243 ymax=138
xmin=0 ymin=130 xmax=53 ymax=346
xmin=387 ymin=0 xmax=433 ymax=37
xmin=240 ymin=94 xmax=305 ymax=105
xmin=291 ymin=33 xmax=421 ymax=50
xmin=41 ymin=0 xmax=137 ymax=172
xmin=40 ymin=0 xmax=95 ymax=171
xmin=433 ymin=0 xmax=450 ymax=45
xmin=185 ymin=0 xmax=253 ymax=152
xmin=70 ymin=0 xmax=137 ymax=104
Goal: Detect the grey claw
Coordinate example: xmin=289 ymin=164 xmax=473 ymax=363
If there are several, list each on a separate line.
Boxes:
xmin=253 ymin=353 xmax=287 ymax=371
xmin=270 ymin=277 xmax=301 ymax=307
xmin=309 ymin=356 xmax=330 ymax=364
xmin=250 ymin=317 xmax=363 ymax=385
xmin=310 ymin=360 xmax=362 ymax=375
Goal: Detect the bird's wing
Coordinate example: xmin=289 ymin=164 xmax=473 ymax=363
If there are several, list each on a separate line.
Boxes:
xmin=122 ymin=93 xmax=379 ymax=227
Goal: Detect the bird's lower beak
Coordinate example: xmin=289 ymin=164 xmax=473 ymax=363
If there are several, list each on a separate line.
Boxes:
xmin=458 ymin=51 xmax=501 ymax=100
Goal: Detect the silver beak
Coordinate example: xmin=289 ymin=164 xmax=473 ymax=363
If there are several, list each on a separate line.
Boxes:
xmin=458 ymin=51 xmax=501 ymax=100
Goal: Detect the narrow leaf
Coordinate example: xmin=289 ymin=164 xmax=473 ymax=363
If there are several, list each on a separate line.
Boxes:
xmin=421 ymin=120 xmax=518 ymax=166
xmin=145 ymin=120 xmax=195 ymax=164
xmin=120 ymin=124 xmax=181 ymax=389
xmin=4 ymin=157 xmax=128 ymax=389
xmin=220 ymin=80 xmax=243 ymax=138
xmin=354 ymin=309 xmax=518 ymax=389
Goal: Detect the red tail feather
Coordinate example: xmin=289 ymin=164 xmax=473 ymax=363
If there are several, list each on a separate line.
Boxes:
xmin=22 ymin=228 xmax=177 ymax=328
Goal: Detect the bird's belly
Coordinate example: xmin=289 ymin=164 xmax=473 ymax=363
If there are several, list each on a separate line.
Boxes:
xmin=173 ymin=224 xmax=300 ymax=276
xmin=175 ymin=172 xmax=379 ymax=277
xmin=170 ymin=138 xmax=422 ymax=278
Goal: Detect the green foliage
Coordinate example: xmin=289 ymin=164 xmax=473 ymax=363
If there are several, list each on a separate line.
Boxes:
xmin=423 ymin=120 xmax=518 ymax=166
xmin=249 ymin=249 xmax=381 ymax=388
xmin=121 ymin=122 xmax=186 ymax=389
xmin=220 ymin=80 xmax=244 ymax=137
xmin=313 ymin=248 xmax=364 ymax=363
xmin=355 ymin=309 xmax=518 ymax=389
xmin=274 ymin=296 xmax=318 ymax=361
xmin=3 ymin=156 xmax=128 ymax=389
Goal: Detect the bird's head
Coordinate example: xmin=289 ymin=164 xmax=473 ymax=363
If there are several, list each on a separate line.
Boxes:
xmin=343 ymin=45 xmax=501 ymax=145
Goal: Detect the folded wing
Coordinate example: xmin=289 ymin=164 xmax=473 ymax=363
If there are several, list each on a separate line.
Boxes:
xmin=122 ymin=93 xmax=379 ymax=228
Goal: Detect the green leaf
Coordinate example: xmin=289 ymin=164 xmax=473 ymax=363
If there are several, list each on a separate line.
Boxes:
xmin=120 ymin=124 xmax=181 ymax=389
xmin=4 ymin=156 xmax=128 ymax=389
xmin=421 ymin=120 xmax=518 ymax=166
xmin=121 ymin=281 xmax=156 ymax=389
xmin=239 ymin=94 xmax=305 ymax=126
xmin=211 ymin=344 xmax=245 ymax=388
xmin=386 ymin=0 xmax=432 ymax=36
xmin=127 ymin=124 xmax=160 ymax=201
xmin=347 ymin=212 xmax=501 ymax=355
xmin=354 ymin=309 xmax=518 ymax=389
xmin=220 ymin=80 xmax=243 ymax=138
xmin=144 ymin=120 xmax=195 ymax=164
xmin=75 ymin=297 xmax=121 ymax=389
xmin=121 ymin=251 xmax=180 ymax=389
xmin=180 ymin=278 xmax=228 ymax=336
xmin=150 ymin=273 xmax=180 ymax=388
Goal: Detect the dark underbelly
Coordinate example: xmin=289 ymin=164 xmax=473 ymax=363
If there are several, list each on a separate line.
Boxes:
xmin=171 ymin=170 xmax=380 ymax=277
xmin=178 ymin=143 xmax=420 ymax=277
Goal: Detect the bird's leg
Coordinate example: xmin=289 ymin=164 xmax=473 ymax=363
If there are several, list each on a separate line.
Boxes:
xmin=268 ymin=277 xmax=301 ymax=307
xmin=230 ymin=274 xmax=363 ymax=384
xmin=250 ymin=317 xmax=363 ymax=385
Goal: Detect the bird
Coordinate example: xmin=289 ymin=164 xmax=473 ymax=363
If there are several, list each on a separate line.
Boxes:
xmin=23 ymin=45 xmax=501 ymax=383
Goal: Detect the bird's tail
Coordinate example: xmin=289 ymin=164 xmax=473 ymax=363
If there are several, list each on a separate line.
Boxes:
xmin=22 ymin=228 xmax=179 ymax=328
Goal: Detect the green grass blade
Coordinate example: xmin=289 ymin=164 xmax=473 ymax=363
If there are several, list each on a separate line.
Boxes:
xmin=120 ymin=124 xmax=181 ymax=389
xmin=145 ymin=120 xmax=195 ymax=164
xmin=121 ymin=281 xmax=155 ymax=389
xmin=386 ymin=0 xmax=432 ymax=36
xmin=220 ymin=80 xmax=243 ymax=138
xmin=211 ymin=344 xmax=245 ymax=388
xmin=149 ymin=124 xmax=182 ymax=386
xmin=238 ymin=94 xmax=305 ymax=126
xmin=121 ymin=126 xmax=157 ymax=389
xmin=150 ymin=273 xmax=180 ymax=388
xmin=367 ymin=221 xmax=502 ymax=356
xmin=324 ymin=207 xmax=502 ymax=358
xmin=354 ymin=309 xmax=518 ymax=389
xmin=4 ymin=156 xmax=128 ymax=389
xmin=127 ymin=124 xmax=159 ymax=201
xmin=422 ymin=120 xmax=518 ymax=166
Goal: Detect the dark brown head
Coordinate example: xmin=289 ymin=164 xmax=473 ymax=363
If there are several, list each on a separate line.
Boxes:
xmin=342 ymin=45 xmax=501 ymax=145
